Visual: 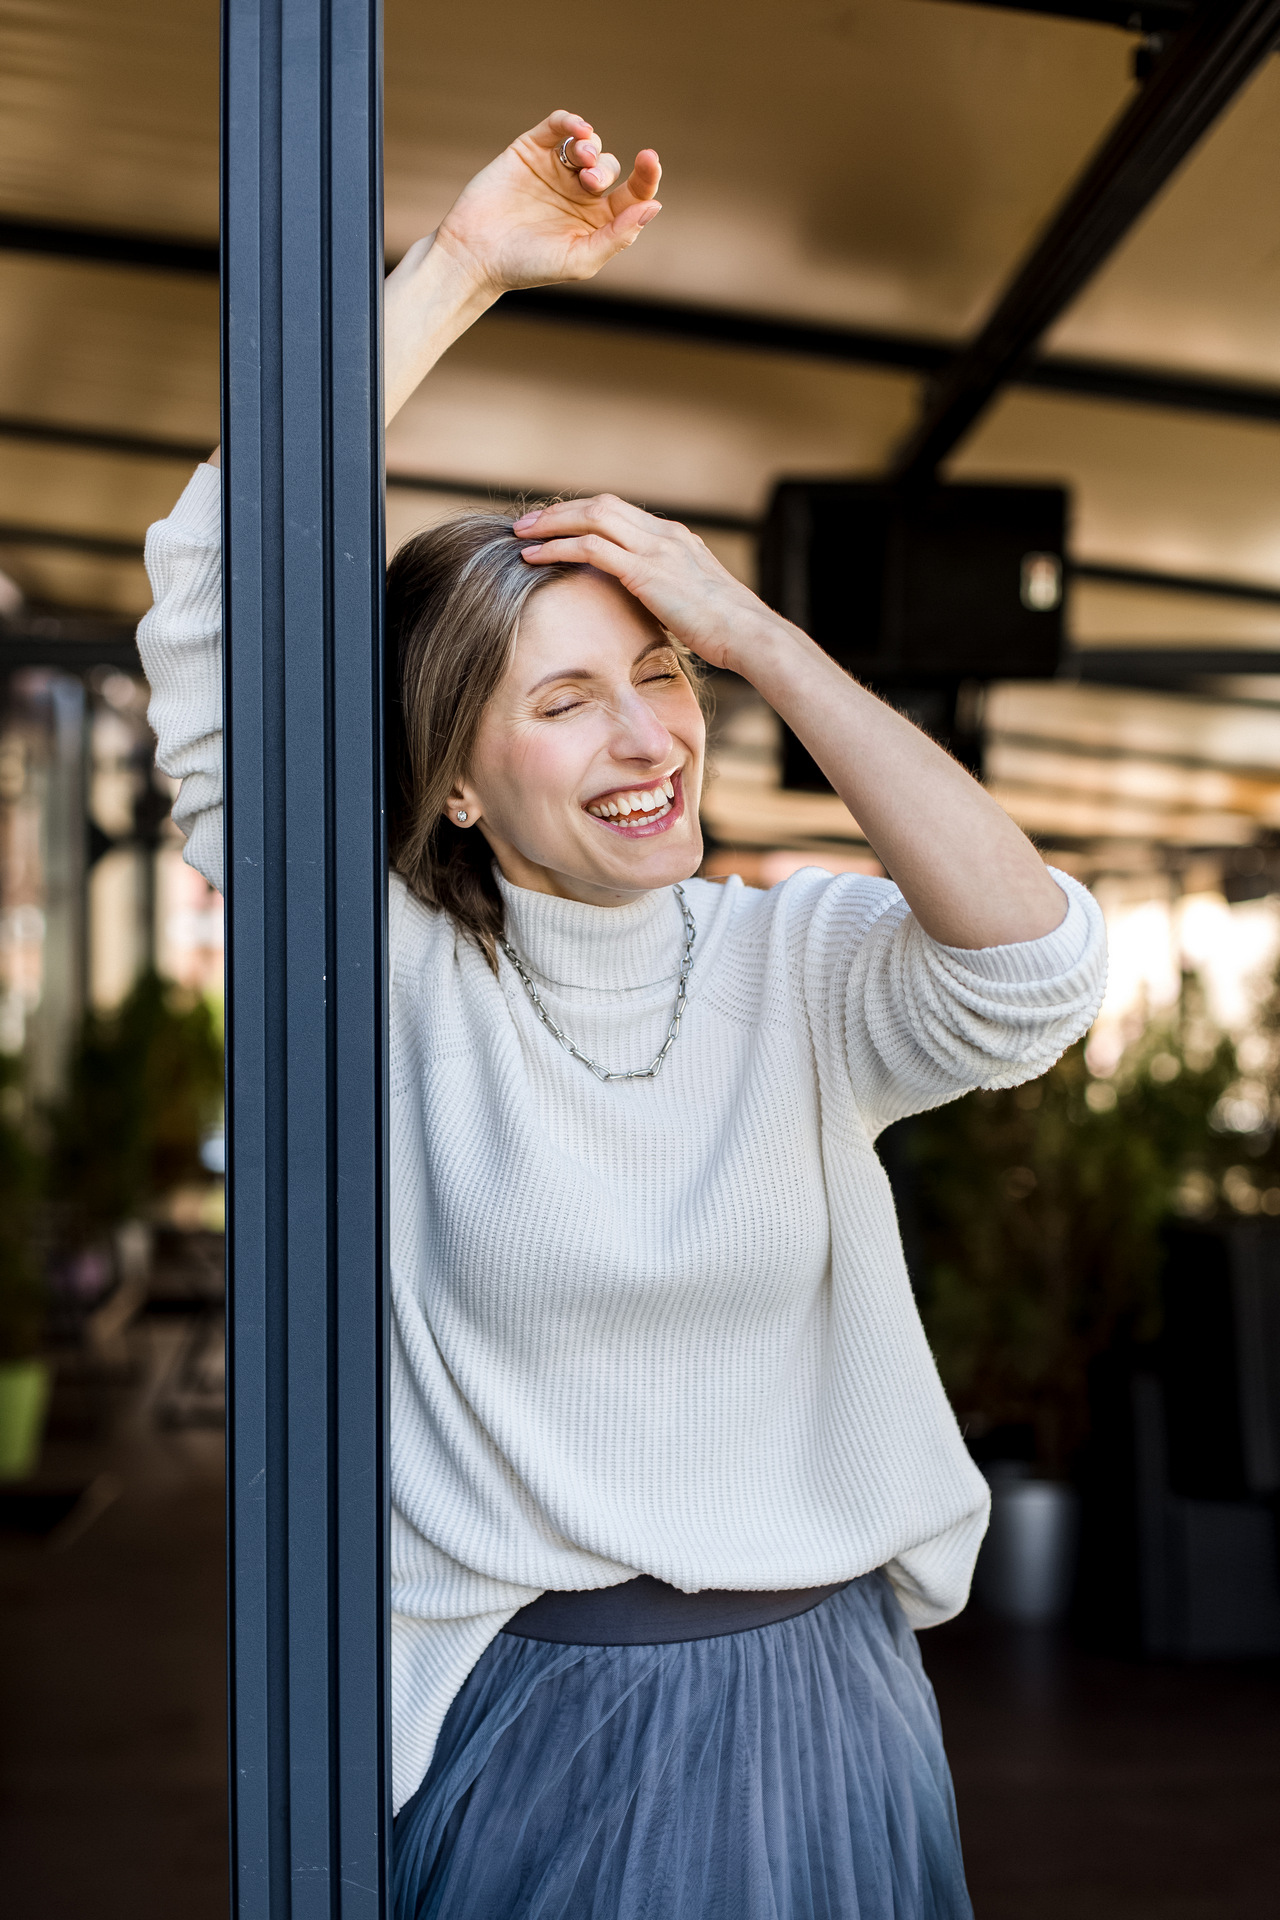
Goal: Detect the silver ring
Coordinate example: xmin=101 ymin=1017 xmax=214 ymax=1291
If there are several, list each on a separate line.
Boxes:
xmin=556 ymin=135 xmax=576 ymax=168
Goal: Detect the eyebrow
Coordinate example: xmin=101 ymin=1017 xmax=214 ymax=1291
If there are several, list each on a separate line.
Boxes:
xmin=526 ymin=634 xmax=674 ymax=697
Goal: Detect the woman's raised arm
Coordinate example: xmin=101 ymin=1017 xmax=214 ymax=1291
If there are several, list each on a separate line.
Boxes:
xmin=206 ymin=109 xmax=662 ymax=468
xmin=385 ymin=109 xmax=660 ymax=422
xmin=512 ymin=495 xmax=1068 ymax=952
xmin=151 ymin=111 xmax=663 ymax=889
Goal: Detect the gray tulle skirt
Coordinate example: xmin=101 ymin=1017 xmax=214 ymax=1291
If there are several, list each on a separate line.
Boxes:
xmin=392 ymin=1571 xmax=973 ymax=1920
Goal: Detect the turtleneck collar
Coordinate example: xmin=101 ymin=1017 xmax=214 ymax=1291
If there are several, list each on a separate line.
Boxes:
xmin=495 ymin=871 xmax=686 ymax=992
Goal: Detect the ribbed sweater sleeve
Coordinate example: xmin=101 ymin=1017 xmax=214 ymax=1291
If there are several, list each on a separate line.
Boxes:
xmin=136 ymin=464 xmax=225 ymax=895
xmin=797 ymin=869 xmax=1106 ymax=1135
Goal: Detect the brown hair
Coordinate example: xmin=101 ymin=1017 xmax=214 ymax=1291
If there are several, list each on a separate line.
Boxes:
xmin=385 ymin=509 xmax=708 ymax=968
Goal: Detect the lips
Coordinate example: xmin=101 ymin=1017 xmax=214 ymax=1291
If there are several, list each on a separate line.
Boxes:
xmin=584 ymin=771 xmax=684 ymax=837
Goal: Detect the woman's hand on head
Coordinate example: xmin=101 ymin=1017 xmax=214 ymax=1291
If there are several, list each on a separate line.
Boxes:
xmin=513 ymin=495 xmax=783 ymax=676
xmin=431 ymin=110 xmax=662 ymax=299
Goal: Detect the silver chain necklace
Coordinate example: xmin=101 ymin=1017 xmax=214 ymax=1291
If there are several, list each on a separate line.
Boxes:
xmin=498 ymin=884 xmax=697 ymax=1084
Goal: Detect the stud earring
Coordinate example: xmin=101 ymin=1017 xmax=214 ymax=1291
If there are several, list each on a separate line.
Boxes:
xmin=456 ymin=810 xmax=468 ymax=823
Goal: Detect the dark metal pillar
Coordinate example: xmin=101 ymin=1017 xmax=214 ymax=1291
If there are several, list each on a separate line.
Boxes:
xmin=222 ymin=1 xmax=388 ymax=1914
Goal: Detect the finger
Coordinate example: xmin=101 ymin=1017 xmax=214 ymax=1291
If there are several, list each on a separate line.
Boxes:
xmin=577 ymin=149 xmax=622 ymax=195
xmin=562 ymin=136 xmax=602 ymax=172
xmin=627 ymin=148 xmax=663 ymax=201
xmin=513 ymin=493 xmax=660 ymax=544
xmin=609 ymin=148 xmax=662 ymax=213
xmin=530 ymin=109 xmax=595 ymax=152
xmin=572 ymin=198 xmax=663 ymax=270
xmin=518 ymin=533 xmax=637 ymax=579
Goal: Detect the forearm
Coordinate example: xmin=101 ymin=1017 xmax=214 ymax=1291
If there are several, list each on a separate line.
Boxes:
xmin=383 ymin=233 xmax=497 ymax=425
xmin=205 ymin=234 xmax=494 ymax=470
xmin=733 ymin=615 xmax=1066 ymax=949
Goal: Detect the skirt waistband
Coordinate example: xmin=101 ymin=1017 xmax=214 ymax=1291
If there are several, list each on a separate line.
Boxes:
xmin=501 ymin=1574 xmax=850 ymax=1646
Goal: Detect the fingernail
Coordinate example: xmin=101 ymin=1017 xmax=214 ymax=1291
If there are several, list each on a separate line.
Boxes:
xmin=520 ymin=543 xmax=544 ymax=556
xmin=637 ymin=202 xmax=662 ymax=227
xmin=512 ymin=512 xmax=537 ymax=530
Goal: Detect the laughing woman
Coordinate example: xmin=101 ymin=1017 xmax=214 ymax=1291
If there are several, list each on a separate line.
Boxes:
xmin=139 ymin=110 xmax=1105 ymax=1920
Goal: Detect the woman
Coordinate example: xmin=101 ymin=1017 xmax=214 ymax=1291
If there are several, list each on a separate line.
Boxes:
xmin=140 ymin=110 xmax=1105 ymax=1920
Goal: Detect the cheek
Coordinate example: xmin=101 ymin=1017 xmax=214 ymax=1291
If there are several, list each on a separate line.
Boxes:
xmin=664 ymin=685 xmax=706 ymax=757
xmin=476 ymin=724 xmax=590 ymax=823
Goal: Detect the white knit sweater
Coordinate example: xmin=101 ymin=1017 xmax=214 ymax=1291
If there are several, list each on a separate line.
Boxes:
xmin=139 ymin=466 xmax=1107 ymax=1811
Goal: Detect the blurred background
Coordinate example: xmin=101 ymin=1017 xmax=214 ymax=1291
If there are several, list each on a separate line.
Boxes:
xmin=1 ymin=1 xmax=1279 ymax=1915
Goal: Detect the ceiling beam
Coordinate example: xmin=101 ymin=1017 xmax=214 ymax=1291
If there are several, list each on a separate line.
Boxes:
xmin=0 ymin=413 xmax=214 ymax=463
xmin=0 ymin=632 xmax=140 ymax=670
xmin=0 ymin=602 xmax=141 ymax=670
xmin=498 ymin=288 xmax=950 ymax=374
xmin=1068 ymin=645 xmax=1280 ymax=681
xmin=4 ymin=221 xmax=1280 ymax=429
xmin=382 ymin=464 xmax=762 ymax=535
xmin=891 ymin=0 xmax=1280 ymax=481
xmin=1072 ymin=558 xmax=1280 ymax=603
xmin=925 ymin=0 xmax=1194 ymax=32
xmin=0 ymin=520 xmax=144 ymax=559
xmin=5 ymin=470 xmax=1280 ymax=614
xmin=0 ymin=216 xmax=219 ymax=275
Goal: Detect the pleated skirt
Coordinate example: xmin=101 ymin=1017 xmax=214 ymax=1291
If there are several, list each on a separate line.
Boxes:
xmin=392 ymin=1571 xmax=973 ymax=1920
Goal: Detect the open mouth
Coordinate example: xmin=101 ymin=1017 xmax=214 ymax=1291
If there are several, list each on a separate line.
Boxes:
xmin=584 ymin=770 xmax=684 ymax=837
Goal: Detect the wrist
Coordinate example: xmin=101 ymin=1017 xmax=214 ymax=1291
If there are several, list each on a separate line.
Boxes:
xmin=389 ymin=230 xmax=497 ymax=324
xmin=720 ymin=607 xmax=812 ymax=689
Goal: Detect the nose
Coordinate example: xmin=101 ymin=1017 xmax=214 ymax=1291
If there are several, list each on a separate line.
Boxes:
xmin=608 ymin=684 xmax=672 ymax=767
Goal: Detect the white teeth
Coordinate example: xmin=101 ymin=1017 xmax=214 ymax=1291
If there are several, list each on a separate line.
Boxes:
xmin=588 ymin=784 xmax=677 ymax=823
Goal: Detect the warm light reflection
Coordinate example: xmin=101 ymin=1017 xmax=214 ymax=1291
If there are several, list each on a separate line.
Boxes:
xmin=1087 ymin=886 xmax=1280 ymax=1074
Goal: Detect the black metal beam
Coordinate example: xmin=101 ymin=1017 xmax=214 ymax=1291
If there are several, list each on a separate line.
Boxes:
xmin=0 ymin=603 xmax=140 ymax=670
xmin=507 ymin=290 xmax=1280 ymax=425
xmin=0 ymin=632 xmax=139 ymax=670
xmin=0 ymin=413 xmax=213 ymax=463
xmin=5 ymin=223 xmax=1280 ymax=430
xmin=1067 ymin=644 xmax=1280 ymax=680
xmin=1019 ymin=353 xmax=1280 ymax=422
xmin=10 ymin=484 xmax=1280 ymax=623
xmin=383 ymin=465 xmax=761 ymax=536
xmin=0 ymin=215 xmax=219 ymax=275
xmin=1072 ymin=558 xmax=1280 ymax=604
xmin=223 ymin=0 xmax=388 ymax=1912
xmin=892 ymin=0 xmax=1280 ymax=480
xmin=499 ymin=288 xmax=952 ymax=375
xmin=0 ymin=520 xmax=144 ymax=559
xmin=929 ymin=0 xmax=1195 ymax=28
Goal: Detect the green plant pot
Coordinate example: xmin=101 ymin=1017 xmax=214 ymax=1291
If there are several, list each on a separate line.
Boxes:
xmin=0 ymin=1358 xmax=51 ymax=1481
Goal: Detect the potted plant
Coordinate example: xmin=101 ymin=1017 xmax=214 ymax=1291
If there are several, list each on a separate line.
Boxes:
xmin=47 ymin=970 xmax=224 ymax=1250
xmin=906 ymin=977 xmax=1243 ymax=1617
xmin=0 ymin=1053 xmax=49 ymax=1480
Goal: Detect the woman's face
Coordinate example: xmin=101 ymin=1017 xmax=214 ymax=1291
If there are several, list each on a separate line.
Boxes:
xmin=454 ymin=569 xmax=706 ymax=906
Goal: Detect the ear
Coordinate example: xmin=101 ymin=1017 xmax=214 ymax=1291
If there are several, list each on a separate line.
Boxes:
xmin=445 ymin=779 xmax=480 ymax=828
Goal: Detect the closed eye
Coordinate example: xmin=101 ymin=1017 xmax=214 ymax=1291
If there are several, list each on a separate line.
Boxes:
xmin=543 ymin=696 xmax=586 ymax=718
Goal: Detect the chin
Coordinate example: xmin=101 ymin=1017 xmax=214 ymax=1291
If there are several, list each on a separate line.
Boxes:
xmin=604 ymin=831 xmax=703 ymax=893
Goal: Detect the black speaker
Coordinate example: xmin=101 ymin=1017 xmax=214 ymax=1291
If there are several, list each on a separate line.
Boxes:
xmin=759 ymin=479 xmax=1068 ymax=683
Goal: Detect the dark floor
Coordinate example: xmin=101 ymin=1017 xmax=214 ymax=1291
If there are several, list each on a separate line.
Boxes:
xmin=922 ymin=1615 xmax=1280 ymax=1920
xmin=0 ymin=1322 xmax=228 ymax=1920
xmin=3 ymin=1336 xmax=1278 ymax=1918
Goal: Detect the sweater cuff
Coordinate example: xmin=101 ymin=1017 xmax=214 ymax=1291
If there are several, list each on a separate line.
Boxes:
xmin=935 ymin=870 xmax=1101 ymax=985
xmin=167 ymin=463 xmax=222 ymax=542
